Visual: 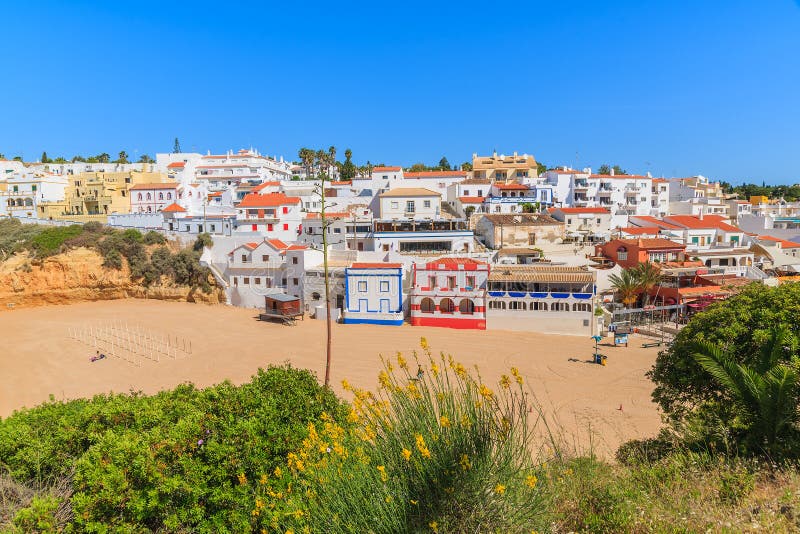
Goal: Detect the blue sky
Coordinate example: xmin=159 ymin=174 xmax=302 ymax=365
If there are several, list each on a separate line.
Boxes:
xmin=2 ymin=1 xmax=799 ymax=183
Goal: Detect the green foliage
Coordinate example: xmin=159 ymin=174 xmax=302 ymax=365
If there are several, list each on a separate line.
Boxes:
xmin=28 ymin=225 xmax=84 ymax=257
xmin=597 ymin=164 xmax=627 ymax=175
xmin=142 ymin=230 xmax=166 ymax=245
xmin=0 ymin=219 xmax=47 ymax=259
xmin=461 ymin=161 xmax=473 ymax=171
xmin=0 ymin=366 xmax=346 ymax=532
xmin=731 ymin=182 xmax=800 ymax=201
xmin=276 ymin=341 xmax=545 ymax=533
xmin=193 ymin=232 xmax=213 ymax=251
xmin=12 ymin=495 xmax=60 ymax=533
xmin=649 ymin=283 xmax=800 ymax=419
xmin=101 ymin=249 xmax=122 ymax=269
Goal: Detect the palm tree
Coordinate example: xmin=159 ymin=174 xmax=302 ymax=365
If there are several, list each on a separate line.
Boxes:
xmin=693 ymin=326 xmax=799 ymax=453
xmin=634 ymin=262 xmax=663 ymax=306
xmin=609 ymin=269 xmax=640 ymax=307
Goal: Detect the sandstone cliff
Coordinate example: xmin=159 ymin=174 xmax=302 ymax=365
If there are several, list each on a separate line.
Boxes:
xmin=0 ymin=248 xmax=225 ymax=310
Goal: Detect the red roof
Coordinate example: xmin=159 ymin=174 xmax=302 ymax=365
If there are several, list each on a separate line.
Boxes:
xmin=611 ymin=238 xmax=685 ymax=250
xmin=238 ymin=192 xmax=301 ymax=207
xmin=404 ymin=171 xmax=466 ymax=178
xmin=129 ymin=182 xmax=178 ymax=190
xmin=630 ymin=216 xmax=683 ymax=229
xmin=759 ymin=235 xmax=800 ymax=248
xmin=207 ymin=192 xmax=222 ymax=197
xmin=251 ymin=181 xmax=281 ymax=192
xmin=167 ymin=161 xmax=185 ymax=169
xmin=423 ymin=257 xmax=488 ymax=269
xmin=373 ymin=166 xmax=401 ymax=172
xmin=266 ymin=239 xmax=288 ymax=249
xmin=350 ymin=262 xmax=403 ymax=269
xmin=494 ymin=183 xmax=529 ymax=191
xmin=161 ymin=203 xmax=186 ymax=213
xmin=304 ymin=212 xmax=351 ymax=219
xmin=286 ymin=244 xmax=308 ymax=251
xmin=620 ymin=227 xmax=660 ymax=235
xmin=555 ymin=207 xmax=610 ymax=214
xmin=665 ymin=215 xmax=741 ymax=232
xmin=459 ymin=196 xmax=485 ymax=204
xmin=244 ymin=242 xmax=260 ymax=250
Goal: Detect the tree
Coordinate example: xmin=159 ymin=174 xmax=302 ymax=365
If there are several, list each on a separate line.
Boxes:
xmin=71 ymin=155 xmax=86 ymax=163
xmin=464 ymin=206 xmax=476 ymax=218
xmin=438 ymin=157 xmax=451 ymax=171
xmin=649 ymin=283 xmax=800 ymax=420
xmin=138 ymin=154 xmax=154 ymax=163
xmin=116 ymin=151 xmax=129 ymax=164
xmin=609 ymin=269 xmax=639 ymax=307
xmin=597 ymin=164 xmax=627 ymax=175
xmin=96 ymin=153 xmax=110 ymax=163
xmin=298 ymin=148 xmax=315 ymax=178
xmin=40 ymin=151 xmax=51 ymax=164
xmin=633 ymin=262 xmax=663 ymax=306
xmin=693 ymin=326 xmax=799 ymax=455
xmin=173 ymin=137 xmax=181 ymax=153
xmin=340 ymin=148 xmax=357 ymax=180
xmin=12 ymin=156 xmax=23 ymax=162
xmin=54 ymin=157 xmax=68 ymax=164
xmin=0 ymin=153 xmax=5 ymax=160
xmin=461 ymin=161 xmax=473 ymax=171
xmin=536 ymin=162 xmax=547 ymax=176
xmin=408 ymin=163 xmax=428 ymax=173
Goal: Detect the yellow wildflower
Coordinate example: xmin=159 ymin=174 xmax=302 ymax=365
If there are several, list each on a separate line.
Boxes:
xmin=341 ymin=379 xmax=351 ymax=391
xmin=255 ymin=498 xmax=264 ymax=510
xmin=415 ymin=434 xmax=432 ymax=458
xmin=397 ymin=353 xmax=408 ymax=370
xmin=420 ymin=337 xmax=429 ymax=351
xmin=479 ymin=384 xmax=494 ymax=399
xmin=259 ymin=474 xmax=268 ymax=485
xmin=460 ymin=454 xmax=471 ymax=471
xmin=402 ymin=448 xmax=412 ymax=461
xmin=511 ymin=366 xmax=523 ymax=385
xmin=500 ymin=374 xmax=511 ymax=389
xmin=431 ymin=362 xmax=439 ymax=376
xmin=410 ymin=499 xmax=418 ymax=505
xmin=494 ymin=483 xmax=506 ymax=495
xmin=439 ymin=415 xmax=451 ymax=428
xmin=377 ymin=464 xmax=388 ymax=482
xmin=237 ymin=473 xmax=247 ymax=486
xmin=347 ymin=408 xmax=360 ymax=424
xmin=385 ymin=495 xmax=393 ymax=503
xmin=454 ymin=362 xmax=467 ymax=377
xmin=274 ymin=466 xmax=283 ymax=478
xmin=252 ymin=508 xmax=260 ymax=516
xmin=526 ymin=474 xmax=538 ymax=488
xmin=378 ymin=370 xmax=391 ymax=389
xmin=429 ymin=521 xmax=439 ymax=533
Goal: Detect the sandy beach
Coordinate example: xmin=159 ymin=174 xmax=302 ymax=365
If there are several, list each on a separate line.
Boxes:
xmin=0 ymin=299 xmax=663 ymax=456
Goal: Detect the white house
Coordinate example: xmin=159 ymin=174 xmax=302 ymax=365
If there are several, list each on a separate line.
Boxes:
xmin=234 ymin=192 xmax=303 ymax=241
xmin=0 ymin=173 xmax=68 ymax=218
xmin=342 ymin=263 xmax=405 ymax=325
xmin=129 ymin=183 xmax=179 ymax=213
xmin=378 ymin=188 xmax=441 ymax=220
xmin=548 ymin=207 xmax=612 ymax=241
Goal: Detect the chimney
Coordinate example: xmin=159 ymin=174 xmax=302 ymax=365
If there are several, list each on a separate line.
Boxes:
xmin=610 ymin=168 xmax=615 ymax=176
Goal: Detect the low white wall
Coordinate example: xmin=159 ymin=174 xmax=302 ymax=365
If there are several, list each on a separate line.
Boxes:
xmin=486 ymin=311 xmax=593 ymax=336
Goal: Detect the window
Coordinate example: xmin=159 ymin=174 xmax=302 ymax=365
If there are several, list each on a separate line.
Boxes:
xmin=616 ymin=246 xmax=628 ymax=261
xmin=439 ymin=298 xmax=455 ymax=313
xmin=312 ymin=292 xmax=321 ymax=301
xmin=283 ymin=224 xmax=289 ymax=231
xmin=262 ymin=254 xmax=269 ymax=262
xmin=234 ymin=277 xmax=238 ymax=287
xmin=466 ymin=275 xmax=475 ymax=289
xmin=528 ymin=233 xmax=537 ymax=246
xmin=283 ymin=207 xmax=288 ymax=214
xmin=210 ymin=224 xmax=215 ymax=231
xmin=138 ymin=193 xmax=143 ymax=201
xmin=463 ymin=189 xmax=470 ymax=196
xmin=293 ymin=278 xmax=299 ymax=285
xmin=241 ymin=254 xmax=247 ymax=262
xmin=428 ymin=275 xmax=436 ymax=288
xmin=292 ymin=257 xmax=298 ymax=265
xmin=596 ymin=218 xmax=601 ymax=224
xmin=31 ymin=185 xmax=37 ymax=192
xmin=477 ymin=189 xmax=483 ymax=196
xmin=167 ymin=192 xmax=172 ymax=199
xmin=406 ymin=200 xmax=415 ymax=213
xmin=254 ymin=277 xmax=261 ymax=285
xmin=243 ymin=277 xmax=250 ymax=284
xmin=358 ymin=281 xmax=367 ymax=292
xmin=146 ymin=193 xmax=151 ymax=200
xmin=423 ymin=200 xmax=431 ymax=208
xmin=420 ymin=297 xmax=435 ymax=313
xmin=531 ymin=302 xmax=548 ymax=311
xmin=268 ymin=224 xmax=274 ymax=231
xmin=509 ymin=301 xmax=526 ymax=310
xmin=446 ymin=276 xmax=456 ymax=289
xmin=379 ymin=281 xmax=389 ymax=292
xmin=158 ymin=192 xmax=164 ymax=200
xmin=567 ymin=219 xmax=572 ymax=225
xmin=334 ymin=228 xmax=341 ymax=233
xmin=391 ymin=201 xmax=399 ymax=209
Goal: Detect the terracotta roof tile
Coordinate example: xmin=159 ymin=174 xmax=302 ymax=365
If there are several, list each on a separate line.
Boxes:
xmin=161 ymin=203 xmax=186 ymax=213
xmin=238 ymin=192 xmax=300 ymax=207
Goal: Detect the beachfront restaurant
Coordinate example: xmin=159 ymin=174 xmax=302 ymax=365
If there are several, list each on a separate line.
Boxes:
xmin=485 ymin=265 xmax=596 ymax=335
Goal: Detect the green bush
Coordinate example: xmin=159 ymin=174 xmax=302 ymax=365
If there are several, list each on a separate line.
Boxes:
xmin=273 ymin=339 xmax=546 ymax=533
xmin=0 ymin=366 xmax=346 ymax=532
xmin=82 ymin=221 xmax=104 ymax=233
xmin=0 ymin=219 xmax=46 ymax=259
xmin=121 ymin=228 xmax=143 ymax=243
xmin=28 ymin=225 xmax=83 ymax=257
xmin=12 ymin=495 xmax=60 ymax=533
xmin=142 ymin=230 xmax=166 ymax=245
xmin=193 ymin=232 xmax=213 ymax=251
xmin=101 ymin=249 xmax=123 ymax=270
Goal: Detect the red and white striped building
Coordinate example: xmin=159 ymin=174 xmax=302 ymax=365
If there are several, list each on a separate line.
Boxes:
xmin=409 ymin=257 xmax=489 ymax=329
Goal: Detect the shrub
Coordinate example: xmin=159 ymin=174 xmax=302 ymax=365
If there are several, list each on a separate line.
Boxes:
xmin=101 ymin=249 xmax=123 ymax=270
xmin=28 ymin=225 xmax=83 ymax=257
xmin=0 ymin=366 xmax=346 ymax=532
xmin=142 ymin=230 xmax=166 ymax=245
xmin=82 ymin=221 xmax=103 ymax=233
xmin=12 ymin=495 xmax=60 ymax=533
xmin=193 ymin=232 xmax=213 ymax=251
xmin=272 ymin=339 xmax=546 ymax=533
xmin=121 ymin=228 xmax=143 ymax=243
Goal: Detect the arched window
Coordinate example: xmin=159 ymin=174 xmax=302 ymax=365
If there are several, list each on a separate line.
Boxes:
xmin=458 ymin=299 xmax=474 ymax=315
xmin=25 ymin=198 xmax=33 ymax=206
xmin=146 ymin=192 xmax=151 ymax=200
xmin=158 ymin=192 xmax=164 ymax=200
xmin=138 ymin=193 xmax=143 ymax=201
xmin=439 ymin=298 xmax=455 ymax=314
xmin=167 ymin=192 xmax=172 ymax=200
xmin=147 ymin=206 xmax=152 ymax=213
xmin=312 ymin=292 xmax=321 ymax=301
xmin=420 ymin=297 xmax=435 ymax=314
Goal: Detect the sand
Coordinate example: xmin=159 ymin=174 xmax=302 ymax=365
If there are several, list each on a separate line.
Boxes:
xmin=0 ymin=300 xmax=663 ymax=457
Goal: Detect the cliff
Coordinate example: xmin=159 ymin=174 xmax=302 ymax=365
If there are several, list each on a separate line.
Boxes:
xmin=0 ymin=248 xmax=225 ymax=310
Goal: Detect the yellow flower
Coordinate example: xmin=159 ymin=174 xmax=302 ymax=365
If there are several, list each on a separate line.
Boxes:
xmin=410 ymin=499 xmax=419 ymax=505
xmin=402 ymin=448 xmax=412 ymax=461
xmin=385 ymin=495 xmax=393 ymax=503
xmin=479 ymin=384 xmax=494 ymax=399
xmin=415 ymin=434 xmax=432 ymax=458
xmin=526 ymin=474 xmax=538 ymax=488
xmin=341 ymin=379 xmax=351 ymax=391
xmin=439 ymin=415 xmax=451 ymax=428
xmin=397 ymin=353 xmax=408 ymax=370
xmin=286 ymin=530 xmax=294 ymax=534
xmin=252 ymin=508 xmax=260 ymax=516
xmin=429 ymin=521 xmax=439 ymax=533
xmin=494 ymin=483 xmax=506 ymax=495
xmin=459 ymin=454 xmax=471 ymax=471
xmin=511 ymin=366 xmax=523 ymax=385
xmin=420 ymin=337 xmax=429 ymax=351
xmin=378 ymin=370 xmax=391 ymax=389
xmin=377 ymin=465 xmax=388 ymax=482
xmin=237 ymin=473 xmax=247 ymax=486
xmin=500 ymin=374 xmax=511 ymax=389
xmin=431 ymin=362 xmax=439 ymax=376
xmin=274 ymin=466 xmax=283 ymax=478
xmin=259 ymin=474 xmax=268 ymax=485
xmin=347 ymin=408 xmax=360 ymax=424
xmin=454 ymin=362 xmax=467 ymax=377
xmin=255 ymin=498 xmax=264 ymax=510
